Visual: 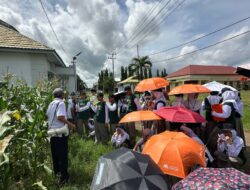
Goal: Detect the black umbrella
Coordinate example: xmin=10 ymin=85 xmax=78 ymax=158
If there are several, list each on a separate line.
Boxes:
xmin=114 ymin=91 xmax=126 ymax=102
xmin=91 ymin=148 xmax=169 ymax=190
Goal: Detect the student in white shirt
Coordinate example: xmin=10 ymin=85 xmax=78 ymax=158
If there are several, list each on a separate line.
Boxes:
xmin=152 ymin=88 xmax=167 ymax=133
xmin=212 ymin=89 xmax=239 ymax=129
xmin=67 ymin=92 xmax=76 ymax=123
xmin=46 ymin=88 xmax=75 ymax=185
xmin=111 ymin=126 xmax=129 ymax=148
xmin=215 ymin=129 xmax=244 ymax=167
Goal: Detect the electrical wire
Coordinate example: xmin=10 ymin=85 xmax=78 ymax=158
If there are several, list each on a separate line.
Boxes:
xmin=148 ymin=16 xmax=250 ymax=56
xmin=152 ymin=30 xmax=250 ymax=63
xmin=116 ymin=0 xmax=172 ymax=55
xmin=39 ymin=0 xmax=66 ymax=53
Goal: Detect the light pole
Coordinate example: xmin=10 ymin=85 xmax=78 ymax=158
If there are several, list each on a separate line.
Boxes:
xmin=72 ymin=52 xmax=82 ymax=92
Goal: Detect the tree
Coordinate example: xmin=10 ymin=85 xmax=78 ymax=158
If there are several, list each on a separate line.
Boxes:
xmin=128 ymin=56 xmax=152 ymax=80
xmin=124 ymin=67 xmax=128 ymax=79
xmin=156 ymin=69 xmax=160 ymax=77
xmin=128 ymin=66 xmax=133 ymax=77
xmin=144 ymin=68 xmax=148 ymax=79
xmin=161 ymin=70 xmax=164 ymax=77
xmin=164 ymin=68 xmax=167 ymax=76
xmin=121 ymin=66 xmax=125 ymax=81
xmin=98 ymin=69 xmax=115 ymax=93
xmin=149 ymin=68 xmax=152 ymax=78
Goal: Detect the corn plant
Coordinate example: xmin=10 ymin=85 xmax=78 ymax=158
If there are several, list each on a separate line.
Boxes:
xmin=0 ymin=76 xmax=54 ymax=189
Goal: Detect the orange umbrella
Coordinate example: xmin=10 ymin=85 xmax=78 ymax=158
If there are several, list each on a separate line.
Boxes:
xmin=168 ymin=84 xmax=210 ymax=95
xmin=135 ymin=77 xmax=169 ymax=92
xmin=119 ymin=110 xmax=162 ymax=123
xmin=142 ymin=131 xmax=206 ymax=178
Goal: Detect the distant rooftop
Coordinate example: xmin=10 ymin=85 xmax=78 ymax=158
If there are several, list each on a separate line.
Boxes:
xmin=0 ymin=19 xmax=52 ymax=51
xmin=167 ymin=65 xmax=238 ymax=78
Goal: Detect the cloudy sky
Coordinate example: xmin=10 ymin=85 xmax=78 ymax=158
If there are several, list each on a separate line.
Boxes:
xmin=1 ymin=0 xmax=250 ymax=86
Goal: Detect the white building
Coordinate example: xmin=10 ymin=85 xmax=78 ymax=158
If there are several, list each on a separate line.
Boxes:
xmin=0 ymin=20 xmax=75 ymax=92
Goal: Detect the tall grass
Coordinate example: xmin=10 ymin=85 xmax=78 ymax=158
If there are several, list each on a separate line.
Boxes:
xmin=60 ymin=135 xmax=113 ymax=190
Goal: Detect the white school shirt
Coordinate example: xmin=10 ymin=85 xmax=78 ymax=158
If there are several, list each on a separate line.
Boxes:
xmin=67 ymin=98 xmax=74 ymax=119
xmin=47 ymin=98 xmax=67 ymax=129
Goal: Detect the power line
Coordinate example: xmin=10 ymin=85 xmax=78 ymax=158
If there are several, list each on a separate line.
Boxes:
xmin=128 ymin=0 xmax=186 ymax=50
xmin=152 ymin=30 xmax=250 ymax=63
xmin=148 ymin=16 xmax=250 ymax=56
xmin=117 ymin=0 xmax=172 ymax=55
xmin=116 ymin=0 xmax=167 ymax=55
xmin=125 ymin=0 xmax=164 ymax=41
xmin=39 ymin=0 xmax=66 ymax=53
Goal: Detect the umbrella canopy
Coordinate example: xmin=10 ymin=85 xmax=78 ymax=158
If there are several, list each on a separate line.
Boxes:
xmin=168 ymin=84 xmax=210 ymax=95
xmin=143 ymin=131 xmax=206 ymax=179
xmin=156 ymin=106 xmax=206 ymax=123
xmin=172 ymin=167 xmax=250 ymax=190
xmin=236 ymin=63 xmax=250 ymax=77
xmin=119 ymin=110 xmax=162 ymax=123
xmin=113 ymin=91 xmax=126 ymax=102
xmin=91 ymin=148 xmax=169 ymax=190
xmin=135 ymin=77 xmax=169 ymax=92
xmin=203 ymin=81 xmax=237 ymax=92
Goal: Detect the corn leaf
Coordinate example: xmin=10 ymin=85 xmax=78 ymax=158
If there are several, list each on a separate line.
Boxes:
xmin=0 ymin=135 xmax=14 ymax=154
xmin=32 ymin=181 xmax=47 ymax=190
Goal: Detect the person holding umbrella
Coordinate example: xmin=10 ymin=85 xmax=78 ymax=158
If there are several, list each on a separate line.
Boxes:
xmin=184 ymin=93 xmax=201 ymax=113
xmin=152 ymin=88 xmax=167 ymax=133
xmin=133 ymin=128 xmax=153 ymax=152
xmin=172 ymin=94 xmax=185 ymax=107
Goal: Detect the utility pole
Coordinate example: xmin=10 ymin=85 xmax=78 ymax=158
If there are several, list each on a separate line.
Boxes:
xmin=137 ymin=44 xmax=139 ymax=58
xmin=108 ymin=52 xmax=116 ymax=78
xmin=108 ymin=52 xmax=116 ymax=91
xmin=72 ymin=52 xmax=82 ymax=92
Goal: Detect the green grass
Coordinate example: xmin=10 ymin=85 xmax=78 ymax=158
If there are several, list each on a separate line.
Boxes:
xmin=48 ymin=135 xmax=114 ymax=190
xmin=239 ymin=91 xmax=250 ymax=131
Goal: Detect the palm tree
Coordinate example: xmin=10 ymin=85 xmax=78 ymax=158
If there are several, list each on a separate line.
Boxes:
xmin=128 ymin=56 xmax=152 ymax=80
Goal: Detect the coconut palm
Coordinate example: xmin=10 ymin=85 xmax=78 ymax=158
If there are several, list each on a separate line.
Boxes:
xmin=128 ymin=56 xmax=152 ymax=80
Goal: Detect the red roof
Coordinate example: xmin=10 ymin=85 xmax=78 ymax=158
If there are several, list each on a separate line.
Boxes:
xmin=167 ymin=65 xmax=237 ymax=78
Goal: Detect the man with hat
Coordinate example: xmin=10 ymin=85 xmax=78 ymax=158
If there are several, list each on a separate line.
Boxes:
xmin=46 ymin=88 xmax=75 ymax=185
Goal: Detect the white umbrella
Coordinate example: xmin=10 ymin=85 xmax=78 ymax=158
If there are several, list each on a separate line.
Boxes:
xmin=203 ymin=81 xmax=237 ymax=92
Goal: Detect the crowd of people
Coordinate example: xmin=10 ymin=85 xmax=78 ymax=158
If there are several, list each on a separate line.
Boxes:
xmin=46 ymin=86 xmax=247 ymax=185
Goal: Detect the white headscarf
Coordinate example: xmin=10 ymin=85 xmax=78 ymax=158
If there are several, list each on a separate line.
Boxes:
xmin=222 ymin=91 xmax=240 ymax=113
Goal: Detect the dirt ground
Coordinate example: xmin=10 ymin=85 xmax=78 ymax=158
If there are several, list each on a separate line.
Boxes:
xmin=243 ymin=132 xmax=250 ymax=174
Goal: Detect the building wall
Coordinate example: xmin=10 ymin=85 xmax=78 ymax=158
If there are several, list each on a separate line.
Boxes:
xmin=0 ymin=52 xmax=32 ymax=84
xmin=0 ymin=51 xmax=76 ymax=91
xmin=30 ymin=54 xmax=49 ymax=85
xmin=167 ymin=74 xmax=242 ymax=89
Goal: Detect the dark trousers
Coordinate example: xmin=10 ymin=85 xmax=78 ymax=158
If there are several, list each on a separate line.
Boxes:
xmin=50 ymin=136 xmax=69 ymax=181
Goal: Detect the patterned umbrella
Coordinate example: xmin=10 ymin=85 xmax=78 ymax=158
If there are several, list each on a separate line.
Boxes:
xmin=172 ymin=167 xmax=250 ymax=190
